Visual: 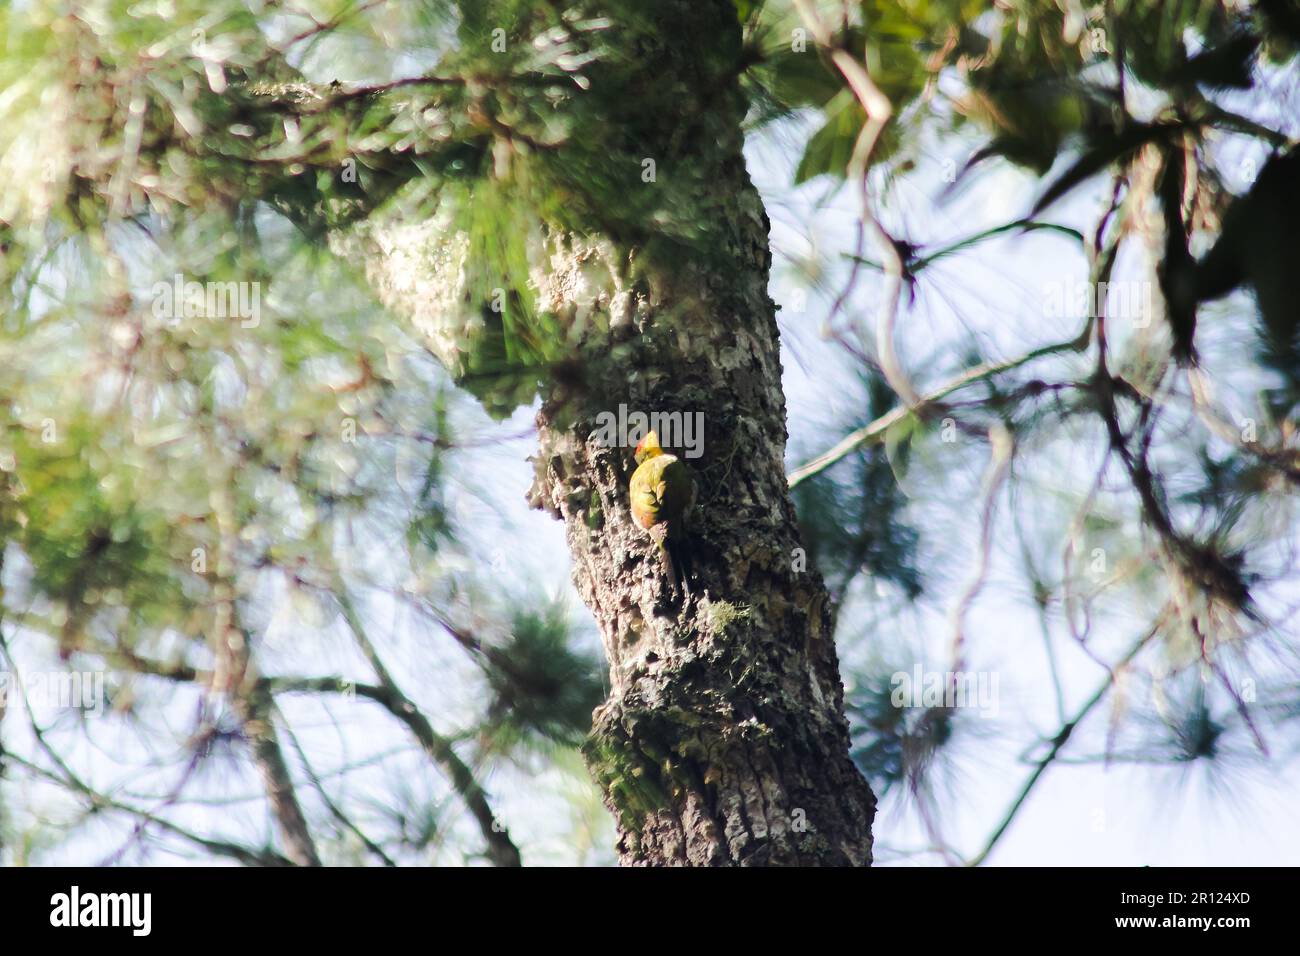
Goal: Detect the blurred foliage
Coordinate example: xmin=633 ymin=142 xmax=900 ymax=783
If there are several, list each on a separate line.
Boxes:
xmin=480 ymin=603 xmax=605 ymax=751
xmin=793 ymin=372 xmax=923 ymax=603
xmin=847 ymin=667 xmax=954 ymax=794
xmin=0 ymin=0 xmax=618 ymax=868
xmin=767 ymin=0 xmax=1300 ymax=856
xmin=1 ymin=0 xmax=759 ymax=418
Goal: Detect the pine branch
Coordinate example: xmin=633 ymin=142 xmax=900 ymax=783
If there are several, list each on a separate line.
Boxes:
xmin=966 ymin=625 xmax=1158 ymax=867
xmin=234 ymin=683 xmax=323 ymax=866
xmin=788 ymin=330 xmax=1090 ymax=488
xmin=332 ymin=587 xmax=523 ymax=867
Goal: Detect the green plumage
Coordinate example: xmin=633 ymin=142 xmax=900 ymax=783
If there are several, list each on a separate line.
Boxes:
xmin=629 ymin=442 xmax=696 ymax=596
xmin=629 ymin=453 xmax=695 ymax=531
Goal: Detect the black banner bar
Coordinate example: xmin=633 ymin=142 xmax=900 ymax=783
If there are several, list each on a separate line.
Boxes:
xmin=1 ymin=866 xmax=1287 ymax=942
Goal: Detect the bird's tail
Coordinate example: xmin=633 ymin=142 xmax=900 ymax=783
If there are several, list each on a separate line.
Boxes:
xmin=652 ymin=527 xmax=691 ymax=598
xmin=655 ymin=538 xmax=677 ymax=593
xmin=665 ymin=536 xmax=692 ymax=599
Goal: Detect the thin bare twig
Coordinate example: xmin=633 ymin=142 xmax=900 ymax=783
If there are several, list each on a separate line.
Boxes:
xmin=793 ymin=0 xmax=918 ymax=404
xmin=946 ymin=423 xmax=1015 ymax=673
xmin=788 ymin=331 xmax=1089 ymax=487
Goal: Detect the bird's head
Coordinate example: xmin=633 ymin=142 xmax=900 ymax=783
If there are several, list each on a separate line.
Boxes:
xmin=633 ymin=430 xmax=664 ymax=465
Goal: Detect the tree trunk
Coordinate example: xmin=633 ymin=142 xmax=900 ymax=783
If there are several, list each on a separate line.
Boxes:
xmin=521 ymin=4 xmax=876 ymax=867
xmin=350 ymin=0 xmax=877 ymax=865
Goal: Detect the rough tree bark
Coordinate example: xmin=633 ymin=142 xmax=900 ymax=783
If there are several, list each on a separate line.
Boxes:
xmin=350 ymin=0 xmax=876 ymax=865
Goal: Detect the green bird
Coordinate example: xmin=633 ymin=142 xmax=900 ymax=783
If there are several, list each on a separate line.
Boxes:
xmin=629 ymin=430 xmax=696 ymax=594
